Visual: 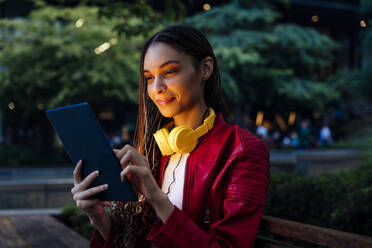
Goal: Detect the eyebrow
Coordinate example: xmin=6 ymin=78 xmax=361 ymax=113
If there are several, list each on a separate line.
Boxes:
xmin=143 ymin=60 xmax=181 ymax=73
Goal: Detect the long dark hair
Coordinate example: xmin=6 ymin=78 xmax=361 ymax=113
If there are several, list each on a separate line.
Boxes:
xmin=110 ymin=25 xmax=228 ymax=248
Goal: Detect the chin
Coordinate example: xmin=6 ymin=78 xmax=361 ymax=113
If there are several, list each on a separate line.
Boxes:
xmin=157 ymin=108 xmax=175 ymax=118
xmin=158 ymin=107 xmax=178 ymax=118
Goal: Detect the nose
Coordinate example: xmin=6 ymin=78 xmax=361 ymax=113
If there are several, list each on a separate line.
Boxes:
xmin=153 ymin=76 xmax=167 ymax=94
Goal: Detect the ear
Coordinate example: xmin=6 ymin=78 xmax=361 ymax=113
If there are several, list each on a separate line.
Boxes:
xmin=199 ymin=56 xmax=214 ymax=81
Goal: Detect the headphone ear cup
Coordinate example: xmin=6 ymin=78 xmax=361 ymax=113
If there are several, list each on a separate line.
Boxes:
xmin=169 ymin=126 xmax=197 ymax=154
xmin=153 ymin=128 xmax=173 ymax=156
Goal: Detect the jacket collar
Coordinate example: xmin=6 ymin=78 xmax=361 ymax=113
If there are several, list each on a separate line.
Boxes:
xmin=197 ymin=113 xmax=225 ymax=144
xmin=157 ymin=113 xmax=227 ymax=186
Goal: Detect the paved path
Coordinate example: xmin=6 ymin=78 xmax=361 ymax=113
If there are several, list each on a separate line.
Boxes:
xmin=0 ymin=208 xmax=61 ymax=216
xmin=0 ymin=214 xmax=89 ymax=248
xmin=0 ymin=167 xmax=73 ymax=181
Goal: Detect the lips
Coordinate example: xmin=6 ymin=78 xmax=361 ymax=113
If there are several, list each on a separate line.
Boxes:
xmin=156 ymin=97 xmax=175 ymax=105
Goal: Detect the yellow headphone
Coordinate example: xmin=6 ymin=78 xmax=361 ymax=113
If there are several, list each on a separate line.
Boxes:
xmin=153 ymin=108 xmax=216 ymax=156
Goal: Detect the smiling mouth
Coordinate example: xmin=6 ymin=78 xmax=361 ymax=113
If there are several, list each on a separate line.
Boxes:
xmin=156 ymin=97 xmax=175 ymax=105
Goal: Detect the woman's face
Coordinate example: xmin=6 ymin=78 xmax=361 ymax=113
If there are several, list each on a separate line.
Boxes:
xmin=144 ymin=42 xmax=205 ymax=118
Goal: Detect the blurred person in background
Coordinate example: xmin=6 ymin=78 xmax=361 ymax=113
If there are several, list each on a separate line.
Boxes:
xmin=299 ymin=118 xmax=312 ymax=149
xmin=256 ymin=125 xmax=269 ymax=143
xmin=319 ymin=121 xmax=332 ymax=146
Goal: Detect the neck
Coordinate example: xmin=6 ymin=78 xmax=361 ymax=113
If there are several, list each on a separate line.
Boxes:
xmin=173 ymin=103 xmax=208 ymax=130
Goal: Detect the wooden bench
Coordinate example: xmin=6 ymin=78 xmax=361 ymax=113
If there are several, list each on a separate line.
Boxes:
xmin=2 ymin=213 xmax=371 ymax=247
xmin=256 ymin=215 xmax=372 ymax=248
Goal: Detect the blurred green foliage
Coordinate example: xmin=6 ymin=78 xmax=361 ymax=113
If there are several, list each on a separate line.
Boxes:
xmin=184 ymin=1 xmax=340 ymax=112
xmin=266 ymin=163 xmax=372 ymax=237
xmin=0 ymin=6 xmax=143 ymax=111
xmin=0 ymin=0 xmax=370 ymax=151
xmin=55 ymin=204 xmax=95 ymax=239
xmin=85 ymin=0 xmax=186 ymax=36
xmin=0 ymin=2 xmax=162 ymax=149
xmin=0 ymin=0 xmax=189 ymax=151
xmin=361 ymin=0 xmax=372 ymax=12
xmin=266 ymin=127 xmax=372 ymax=237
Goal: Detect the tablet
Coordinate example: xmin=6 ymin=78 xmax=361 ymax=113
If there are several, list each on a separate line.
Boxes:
xmin=46 ymin=102 xmax=138 ymax=202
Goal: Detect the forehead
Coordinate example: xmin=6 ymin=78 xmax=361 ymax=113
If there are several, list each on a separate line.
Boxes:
xmin=144 ymin=43 xmax=192 ymax=71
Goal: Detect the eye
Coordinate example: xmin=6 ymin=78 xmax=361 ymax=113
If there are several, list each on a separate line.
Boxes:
xmin=165 ymin=69 xmax=178 ymax=77
xmin=145 ymin=75 xmax=154 ymax=83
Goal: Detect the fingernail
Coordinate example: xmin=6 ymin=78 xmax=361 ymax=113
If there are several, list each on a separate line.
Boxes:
xmin=95 ymin=170 xmax=99 ymax=175
xmin=104 ymin=184 xmax=108 ymax=188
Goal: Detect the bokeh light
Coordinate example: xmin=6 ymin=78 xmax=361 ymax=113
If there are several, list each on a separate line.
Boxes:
xmin=203 ymin=3 xmax=211 ymax=11
xmin=8 ymin=102 xmax=15 ymax=110
xmin=360 ymin=20 xmax=367 ymax=28
xmin=256 ymin=111 xmax=264 ymax=126
xmin=75 ymin=18 xmax=84 ymax=28
xmin=311 ymin=15 xmax=319 ymax=23
xmin=288 ymin=112 xmax=296 ymax=126
xmin=95 ymin=42 xmax=111 ymax=54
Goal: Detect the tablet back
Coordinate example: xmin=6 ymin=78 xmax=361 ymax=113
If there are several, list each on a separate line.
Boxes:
xmin=46 ymin=102 xmax=137 ymax=201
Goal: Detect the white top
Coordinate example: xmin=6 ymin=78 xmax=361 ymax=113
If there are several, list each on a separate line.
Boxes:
xmin=161 ymin=153 xmax=189 ymax=210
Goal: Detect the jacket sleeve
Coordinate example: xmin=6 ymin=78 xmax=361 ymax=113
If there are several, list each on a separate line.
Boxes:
xmin=89 ymin=217 xmax=116 ymax=248
xmin=146 ymin=140 xmax=270 ymax=248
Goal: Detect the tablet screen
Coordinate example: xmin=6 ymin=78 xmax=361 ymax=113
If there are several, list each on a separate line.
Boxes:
xmin=46 ymin=102 xmax=137 ymax=201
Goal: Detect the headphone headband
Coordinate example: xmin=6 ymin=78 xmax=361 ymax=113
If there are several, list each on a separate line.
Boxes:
xmin=193 ymin=108 xmax=215 ymax=139
xmin=153 ymin=108 xmax=216 ymax=156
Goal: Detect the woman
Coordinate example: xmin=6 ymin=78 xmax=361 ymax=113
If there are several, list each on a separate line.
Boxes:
xmin=71 ymin=25 xmax=269 ymax=248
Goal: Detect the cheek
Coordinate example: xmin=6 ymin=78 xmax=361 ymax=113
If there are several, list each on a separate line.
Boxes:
xmin=184 ymin=79 xmax=203 ymax=100
xmin=178 ymin=72 xmax=200 ymax=94
xmin=147 ymin=85 xmax=155 ymax=102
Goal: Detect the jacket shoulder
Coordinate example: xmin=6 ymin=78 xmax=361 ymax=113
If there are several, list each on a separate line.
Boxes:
xmin=237 ymin=126 xmax=269 ymax=158
xmin=196 ymin=114 xmax=269 ymax=166
xmin=217 ymin=117 xmax=269 ymax=157
xmin=214 ymin=113 xmax=267 ymax=151
xmin=224 ymin=125 xmax=270 ymax=205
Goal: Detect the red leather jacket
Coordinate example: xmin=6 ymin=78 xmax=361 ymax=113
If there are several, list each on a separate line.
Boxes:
xmin=90 ymin=113 xmax=270 ymax=248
